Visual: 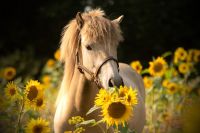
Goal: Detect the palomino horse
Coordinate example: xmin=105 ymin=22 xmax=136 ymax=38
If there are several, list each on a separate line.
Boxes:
xmin=54 ymin=9 xmax=145 ymax=133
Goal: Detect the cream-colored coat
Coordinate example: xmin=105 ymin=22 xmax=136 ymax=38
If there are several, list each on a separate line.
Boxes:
xmin=54 ymin=9 xmax=145 ymax=133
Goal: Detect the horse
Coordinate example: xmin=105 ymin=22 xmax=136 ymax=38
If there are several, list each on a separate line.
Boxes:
xmin=54 ymin=9 xmax=145 ymax=133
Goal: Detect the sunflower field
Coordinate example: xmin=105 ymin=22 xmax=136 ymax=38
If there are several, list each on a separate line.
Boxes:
xmin=0 ymin=47 xmax=200 ymax=133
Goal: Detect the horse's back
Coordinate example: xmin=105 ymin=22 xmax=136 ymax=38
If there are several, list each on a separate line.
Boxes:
xmin=119 ymin=63 xmax=145 ymax=99
xmin=119 ymin=63 xmax=146 ymax=133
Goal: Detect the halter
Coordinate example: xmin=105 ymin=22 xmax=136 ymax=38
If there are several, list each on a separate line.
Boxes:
xmin=75 ymin=35 xmax=119 ymax=88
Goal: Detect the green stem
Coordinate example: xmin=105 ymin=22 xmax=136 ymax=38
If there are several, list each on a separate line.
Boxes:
xmin=151 ymin=88 xmax=154 ymax=132
xmin=105 ymin=125 xmax=109 ymax=133
xmin=16 ymin=98 xmax=25 ymax=133
xmin=97 ymin=124 xmax=106 ymax=133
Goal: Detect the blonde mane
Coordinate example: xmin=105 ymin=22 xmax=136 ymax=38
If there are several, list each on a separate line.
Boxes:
xmin=56 ymin=9 xmax=123 ymax=105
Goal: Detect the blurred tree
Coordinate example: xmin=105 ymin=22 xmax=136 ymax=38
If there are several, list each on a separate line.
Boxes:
xmin=0 ymin=0 xmax=199 ymax=66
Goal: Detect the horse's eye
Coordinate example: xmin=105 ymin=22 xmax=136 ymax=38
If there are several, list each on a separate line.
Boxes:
xmin=86 ymin=45 xmax=92 ymax=50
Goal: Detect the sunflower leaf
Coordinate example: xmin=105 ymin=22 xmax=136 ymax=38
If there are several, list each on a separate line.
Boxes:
xmin=162 ymin=51 xmax=172 ymax=58
xmin=91 ymin=119 xmax=104 ymax=126
xmin=165 ymin=69 xmax=172 ymax=79
xmin=86 ymin=105 xmax=100 ymax=115
xmin=77 ymin=119 xmax=96 ymax=127
xmin=14 ymin=77 xmax=22 ymax=84
xmin=141 ymin=69 xmax=149 ymax=75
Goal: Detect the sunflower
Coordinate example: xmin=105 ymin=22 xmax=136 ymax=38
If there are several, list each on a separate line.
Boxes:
xmin=46 ymin=59 xmax=55 ymax=68
xmin=5 ymin=81 xmax=19 ymax=100
xmin=96 ymin=86 xmax=138 ymax=128
xmin=54 ymin=49 xmax=60 ymax=60
xmin=193 ymin=49 xmax=200 ymax=62
xmin=149 ymin=57 xmax=168 ymax=77
xmin=74 ymin=127 xmax=85 ymax=133
xmin=68 ymin=116 xmax=84 ymax=125
xmin=124 ymin=88 xmax=138 ymax=106
xmin=174 ymin=47 xmax=187 ymax=63
xmin=64 ymin=131 xmax=72 ymax=133
xmin=130 ymin=61 xmax=143 ymax=74
xmin=166 ymin=82 xmax=179 ymax=95
xmin=118 ymin=86 xmax=138 ymax=105
xmin=119 ymin=86 xmax=129 ymax=97
xmin=25 ymin=118 xmax=50 ymax=133
xmin=143 ymin=76 xmax=153 ymax=89
xmin=42 ymin=75 xmax=51 ymax=88
xmin=42 ymin=75 xmax=51 ymax=84
xmin=95 ymin=89 xmax=111 ymax=106
xmin=178 ymin=63 xmax=190 ymax=74
xmin=162 ymin=79 xmax=170 ymax=88
xmin=176 ymin=104 xmax=183 ymax=112
xmin=172 ymin=68 xmax=178 ymax=76
xmin=161 ymin=112 xmax=171 ymax=122
xmin=102 ymin=99 xmax=133 ymax=127
xmin=187 ymin=49 xmax=195 ymax=62
xmin=32 ymin=96 xmax=45 ymax=111
xmin=3 ymin=67 xmax=16 ymax=80
xmin=24 ymin=80 xmax=43 ymax=105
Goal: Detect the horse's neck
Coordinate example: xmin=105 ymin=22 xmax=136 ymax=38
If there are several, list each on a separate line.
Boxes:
xmin=72 ymin=69 xmax=98 ymax=114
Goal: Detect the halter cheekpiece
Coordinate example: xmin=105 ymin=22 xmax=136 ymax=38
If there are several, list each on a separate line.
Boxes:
xmin=75 ymin=30 xmax=119 ymax=88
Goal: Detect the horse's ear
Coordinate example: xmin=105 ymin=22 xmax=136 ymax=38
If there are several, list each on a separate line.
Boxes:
xmin=76 ymin=12 xmax=84 ymax=29
xmin=112 ymin=15 xmax=124 ymax=24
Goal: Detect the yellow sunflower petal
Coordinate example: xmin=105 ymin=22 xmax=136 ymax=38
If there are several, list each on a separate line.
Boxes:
xmin=24 ymin=80 xmax=44 ymax=107
xmin=149 ymin=57 xmax=168 ymax=77
xmin=5 ymin=81 xmax=19 ymax=100
xmin=68 ymin=116 xmax=84 ymax=125
xmin=95 ymin=89 xmax=111 ymax=106
xmin=174 ymin=47 xmax=187 ymax=63
xmin=54 ymin=49 xmax=61 ymax=60
xmin=3 ymin=67 xmax=16 ymax=80
xmin=162 ymin=79 xmax=170 ymax=88
xmin=125 ymin=88 xmax=138 ymax=106
xmin=102 ymin=100 xmax=133 ymax=127
xmin=193 ymin=49 xmax=200 ymax=62
xmin=32 ymin=96 xmax=46 ymax=111
xmin=143 ymin=76 xmax=153 ymax=89
xmin=46 ymin=59 xmax=55 ymax=68
xmin=130 ymin=61 xmax=143 ymax=74
xmin=25 ymin=117 xmax=50 ymax=133
xmin=178 ymin=63 xmax=190 ymax=74
xmin=166 ymin=82 xmax=179 ymax=95
xmin=95 ymin=86 xmax=138 ymax=128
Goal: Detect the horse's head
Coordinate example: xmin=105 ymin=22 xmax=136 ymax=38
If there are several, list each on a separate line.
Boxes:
xmin=75 ymin=9 xmax=124 ymax=88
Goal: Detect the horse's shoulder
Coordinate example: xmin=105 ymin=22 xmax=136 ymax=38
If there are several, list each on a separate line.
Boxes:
xmin=119 ymin=63 xmax=140 ymax=78
xmin=119 ymin=63 xmax=145 ymax=98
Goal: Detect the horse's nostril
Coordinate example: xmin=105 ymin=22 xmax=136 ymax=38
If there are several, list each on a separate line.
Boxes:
xmin=121 ymin=79 xmax=124 ymax=86
xmin=108 ymin=78 xmax=114 ymax=87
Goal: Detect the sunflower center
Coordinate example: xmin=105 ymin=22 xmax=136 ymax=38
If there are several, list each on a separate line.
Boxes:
xmin=36 ymin=98 xmax=43 ymax=107
xmin=197 ymin=55 xmax=200 ymax=61
xmin=9 ymin=88 xmax=16 ymax=96
xmin=180 ymin=52 xmax=184 ymax=57
xmin=135 ymin=65 xmax=140 ymax=70
xmin=33 ymin=125 xmax=43 ymax=133
xmin=127 ymin=95 xmax=131 ymax=102
xmin=6 ymin=71 xmax=13 ymax=77
xmin=182 ymin=66 xmax=186 ymax=70
xmin=119 ymin=92 xmax=125 ymax=97
xmin=108 ymin=102 xmax=126 ymax=118
xmin=27 ymin=86 xmax=38 ymax=101
xmin=153 ymin=62 xmax=163 ymax=72
xmin=170 ymin=86 xmax=175 ymax=91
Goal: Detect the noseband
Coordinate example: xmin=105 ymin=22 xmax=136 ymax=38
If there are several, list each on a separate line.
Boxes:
xmin=75 ymin=35 xmax=119 ymax=88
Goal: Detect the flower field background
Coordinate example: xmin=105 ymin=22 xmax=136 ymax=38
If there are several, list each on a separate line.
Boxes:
xmin=0 ymin=47 xmax=200 ymax=133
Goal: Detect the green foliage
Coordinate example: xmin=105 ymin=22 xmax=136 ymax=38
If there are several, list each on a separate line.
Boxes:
xmin=0 ymin=47 xmax=200 ymax=132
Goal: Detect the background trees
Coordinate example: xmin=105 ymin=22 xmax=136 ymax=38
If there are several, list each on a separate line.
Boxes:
xmin=0 ymin=0 xmax=199 ymax=64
